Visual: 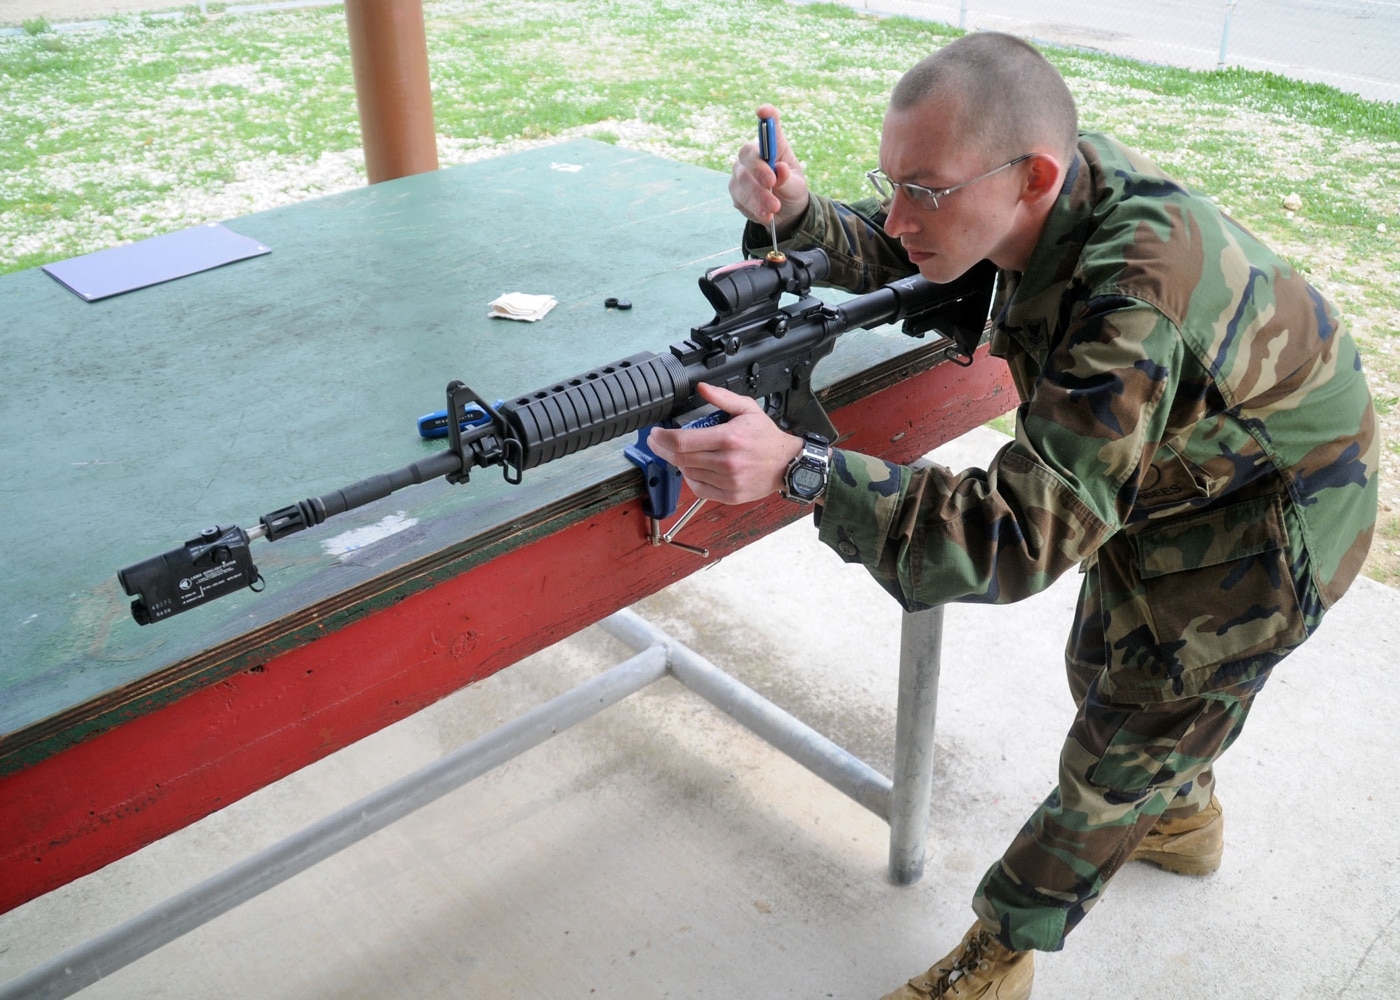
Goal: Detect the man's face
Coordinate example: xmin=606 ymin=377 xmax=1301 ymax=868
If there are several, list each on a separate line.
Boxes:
xmin=877 ymin=97 xmax=1028 ymax=284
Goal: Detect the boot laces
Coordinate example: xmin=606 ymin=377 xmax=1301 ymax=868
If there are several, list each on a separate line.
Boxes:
xmin=934 ymin=929 xmax=995 ymax=994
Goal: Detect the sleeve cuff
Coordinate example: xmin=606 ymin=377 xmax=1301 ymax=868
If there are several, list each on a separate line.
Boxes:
xmin=741 ymin=199 xmax=831 ymax=260
xmin=815 ymin=449 xmax=909 ymax=567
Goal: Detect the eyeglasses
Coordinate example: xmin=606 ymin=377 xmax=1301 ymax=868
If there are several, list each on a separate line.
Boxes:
xmin=866 ymin=154 xmax=1035 ymax=211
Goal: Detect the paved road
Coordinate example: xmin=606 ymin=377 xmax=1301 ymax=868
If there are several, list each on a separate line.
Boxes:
xmin=841 ymin=0 xmax=1400 ymax=102
xmin=1 ymin=0 xmax=184 ymax=25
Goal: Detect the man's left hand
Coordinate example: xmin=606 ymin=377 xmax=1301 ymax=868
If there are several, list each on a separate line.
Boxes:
xmin=646 ymin=383 xmax=803 ymax=505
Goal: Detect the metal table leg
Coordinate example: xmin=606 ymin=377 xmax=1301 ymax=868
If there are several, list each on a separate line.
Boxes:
xmin=888 ymin=604 xmax=944 ymax=885
xmin=3 ymin=603 xmax=951 ymax=999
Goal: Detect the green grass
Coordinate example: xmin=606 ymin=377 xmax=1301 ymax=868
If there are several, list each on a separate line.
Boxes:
xmin=4 ymin=1 xmax=1394 ymax=283
xmin=2 ymin=0 xmax=1398 ymax=577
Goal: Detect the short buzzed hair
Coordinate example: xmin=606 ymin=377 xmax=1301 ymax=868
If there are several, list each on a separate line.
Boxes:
xmin=891 ymin=32 xmax=1079 ymax=165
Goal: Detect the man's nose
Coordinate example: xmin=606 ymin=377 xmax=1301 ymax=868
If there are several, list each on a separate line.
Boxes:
xmin=882 ymin=189 xmax=918 ymax=238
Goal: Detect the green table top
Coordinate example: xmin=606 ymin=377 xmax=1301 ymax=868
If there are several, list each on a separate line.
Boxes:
xmin=0 ymin=139 xmax=929 ymax=754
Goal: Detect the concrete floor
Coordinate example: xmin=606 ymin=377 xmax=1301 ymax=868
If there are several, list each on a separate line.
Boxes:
xmin=2 ymin=427 xmax=1397 ymax=1000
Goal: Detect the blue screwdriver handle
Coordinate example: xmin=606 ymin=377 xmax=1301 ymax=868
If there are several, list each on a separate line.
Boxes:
xmin=758 ymin=115 xmax=778 ymax=170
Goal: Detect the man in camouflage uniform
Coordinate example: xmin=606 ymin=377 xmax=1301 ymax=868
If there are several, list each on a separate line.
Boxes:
xmin=648 ymin=31 xmax=1379 ymax=1000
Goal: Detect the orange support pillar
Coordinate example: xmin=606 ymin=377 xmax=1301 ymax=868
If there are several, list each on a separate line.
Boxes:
xmin=344 ymin=0 xmax=439 ymax=183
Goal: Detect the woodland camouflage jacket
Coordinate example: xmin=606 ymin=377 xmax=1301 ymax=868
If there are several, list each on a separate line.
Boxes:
xmin=757 ymin=131 xmax=1379 ymax=700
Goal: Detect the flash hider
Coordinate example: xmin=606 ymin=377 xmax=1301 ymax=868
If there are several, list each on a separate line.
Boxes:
xmin=117 ymin=525 xmax=262 ymax=625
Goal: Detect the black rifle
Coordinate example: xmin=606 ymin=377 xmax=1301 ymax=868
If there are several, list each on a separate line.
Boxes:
xmin=117 ymin=248 xmax=995 ymax=625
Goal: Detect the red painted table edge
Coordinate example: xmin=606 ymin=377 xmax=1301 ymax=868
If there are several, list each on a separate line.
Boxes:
xmin=0 ymin=350 xmax=1013 ymax=914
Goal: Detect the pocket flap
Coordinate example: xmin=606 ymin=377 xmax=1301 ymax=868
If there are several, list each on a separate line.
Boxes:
xmin=1135 ymin=495 xmax=1285 ymax=580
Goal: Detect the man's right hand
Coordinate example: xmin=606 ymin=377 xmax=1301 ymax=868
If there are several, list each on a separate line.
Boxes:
xmin=729 ymin=104 xmax=810 ymax=237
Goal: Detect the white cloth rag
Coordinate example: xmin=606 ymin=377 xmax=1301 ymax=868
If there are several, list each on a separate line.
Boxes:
xmin=488 ymin=292 xmax=558 ymax=322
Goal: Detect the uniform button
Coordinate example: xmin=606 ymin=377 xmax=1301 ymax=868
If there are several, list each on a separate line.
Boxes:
xmin=837 ymin=541 xmax=857 ymax=557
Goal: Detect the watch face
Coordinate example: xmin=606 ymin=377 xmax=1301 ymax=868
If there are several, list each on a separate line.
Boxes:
xmin=791 ymin=465 xmax=825 ymax=496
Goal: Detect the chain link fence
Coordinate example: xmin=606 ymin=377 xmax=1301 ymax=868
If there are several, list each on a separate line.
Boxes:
xmin=832 ymin=0 xmax=1400 ymax=103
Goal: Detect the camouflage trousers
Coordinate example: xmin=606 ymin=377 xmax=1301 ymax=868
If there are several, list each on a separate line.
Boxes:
xmin=970 ymin=559 xmax=1313 ymax=954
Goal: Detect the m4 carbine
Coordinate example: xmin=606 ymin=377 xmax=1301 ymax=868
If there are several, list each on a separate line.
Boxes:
xmin=117 ymin=248 xmax=995 ymax=625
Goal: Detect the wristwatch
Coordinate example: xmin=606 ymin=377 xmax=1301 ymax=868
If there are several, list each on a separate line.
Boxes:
xmin=781 ymin=432 xmax=831 ymax=505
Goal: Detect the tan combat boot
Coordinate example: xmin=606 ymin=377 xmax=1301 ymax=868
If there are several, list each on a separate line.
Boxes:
xmin=880 ymin=922 xmax=1034 ymax=1000
xmin=1129 ymin=794 xmax=1224 ymax=875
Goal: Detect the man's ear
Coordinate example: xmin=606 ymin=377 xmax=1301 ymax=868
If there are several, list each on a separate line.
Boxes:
xmin=1022 ymin=152 xmax=1063 ymax=201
